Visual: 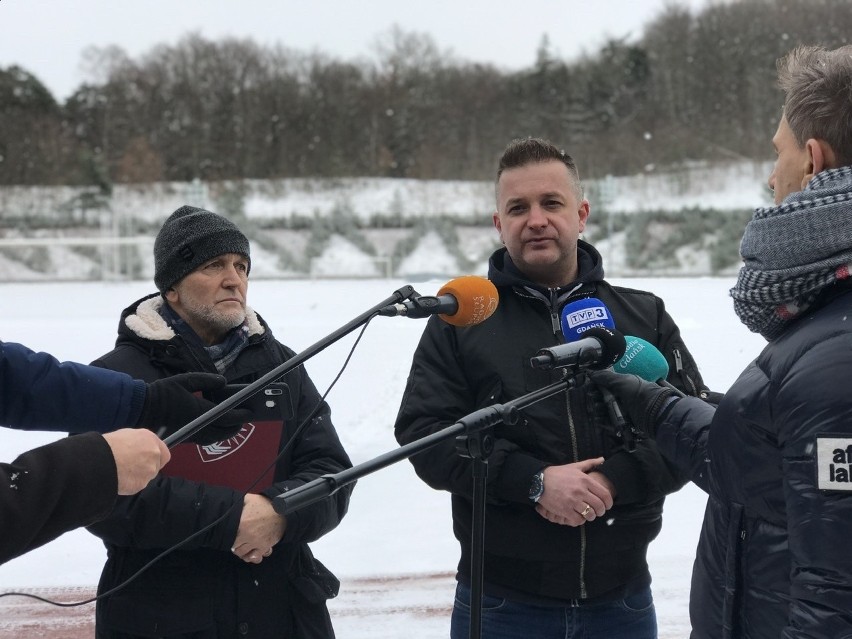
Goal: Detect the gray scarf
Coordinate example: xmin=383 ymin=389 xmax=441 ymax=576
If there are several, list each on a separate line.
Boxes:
xmin=730 ymin=166 xmax=852 ymax=341
xmin=159 ymin=302 xmax=251 ymax=373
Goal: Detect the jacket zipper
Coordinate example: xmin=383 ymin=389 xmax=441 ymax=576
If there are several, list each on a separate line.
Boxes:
xmin=550 ymin=286 xmax=589 ymax=600
xmin=549 ymin=305 xmax=561 ymax=335
xmin=524 ymin=285 xmax=590 ymax=599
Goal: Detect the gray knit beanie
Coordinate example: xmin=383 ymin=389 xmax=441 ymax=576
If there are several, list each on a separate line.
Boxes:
xmin=154 ymin=205 xmax=251 ymax=293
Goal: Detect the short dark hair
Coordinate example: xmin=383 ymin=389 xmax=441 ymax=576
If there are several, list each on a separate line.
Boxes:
xmin=778 ymin=45 xmax=852 ymax=165
xmin=496 ymin=137 xmax=583 ymax=198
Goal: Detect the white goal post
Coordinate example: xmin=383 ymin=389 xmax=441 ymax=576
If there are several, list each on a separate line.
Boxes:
xmin=0 ymin=236 xmax=154 ymax=281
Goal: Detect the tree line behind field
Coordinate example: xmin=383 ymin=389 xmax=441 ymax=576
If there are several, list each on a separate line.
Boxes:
xmin=1 ymin=0 xmax=849 ymax=189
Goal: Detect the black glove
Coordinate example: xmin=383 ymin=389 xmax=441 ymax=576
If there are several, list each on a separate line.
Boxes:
xmin=584 ymin=380 xmax=640 ymax=450
xmin=137 ymin=372 xmax=252 ymax=445
xmin=586 ymin=369 xmax=678 ymax=439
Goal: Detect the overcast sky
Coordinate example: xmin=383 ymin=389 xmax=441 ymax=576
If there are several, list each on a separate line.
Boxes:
xmin=0 ymin=0 xmax=712 ymax=102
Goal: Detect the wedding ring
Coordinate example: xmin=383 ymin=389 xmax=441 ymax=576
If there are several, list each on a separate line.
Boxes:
xmin=580 ymin=504 xmax=593 ymax=518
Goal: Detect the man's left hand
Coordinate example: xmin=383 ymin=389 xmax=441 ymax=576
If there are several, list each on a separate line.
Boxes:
xmin=535 ymin=458 xmax=613 ymax=527
xmin=232 ymin=494 xmax=287 ymax=564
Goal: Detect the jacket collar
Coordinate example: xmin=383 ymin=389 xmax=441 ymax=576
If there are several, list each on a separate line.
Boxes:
xmin=487 ymin=239 xmax=605 ymax=296
xmin=122 ymin=293 xmax=266 ymax=342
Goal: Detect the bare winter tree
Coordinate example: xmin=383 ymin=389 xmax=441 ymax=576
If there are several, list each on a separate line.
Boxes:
xmin=5 ymin=0 xmax=852 ymax=186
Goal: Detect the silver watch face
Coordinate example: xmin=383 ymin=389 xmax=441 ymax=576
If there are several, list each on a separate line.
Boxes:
xmin=529 ymin=472 xmax=544 ymax=501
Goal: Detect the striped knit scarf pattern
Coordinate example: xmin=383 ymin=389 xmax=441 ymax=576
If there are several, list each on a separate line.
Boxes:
xmin=730 ymin=166 xmax=852 ymax=341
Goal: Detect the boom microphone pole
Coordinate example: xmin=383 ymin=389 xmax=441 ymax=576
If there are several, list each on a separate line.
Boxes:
xmin=163 ymin=284 xmax=418 ymax=446
xmin=271 ymin=376 xmax=579 ymax=639
xmin=164 ymin=276 xmax=499 ymax=447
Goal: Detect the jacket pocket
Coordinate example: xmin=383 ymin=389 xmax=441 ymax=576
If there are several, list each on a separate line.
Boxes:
xmin=289 ymin=544 xmax=340 ymax=603
xmin=288 ymin=544 xmax=339 ymax=639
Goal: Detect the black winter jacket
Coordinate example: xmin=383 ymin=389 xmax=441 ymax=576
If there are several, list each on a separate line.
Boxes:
xmin=394 ymin=242 xmax=706 ymax=602
xmin=1 ymin=432 xmax=118 ymax=564
xmin=659 ymin=282 xmax=852 ymax=638
xmin=87 ymin=294 xmax=352 ymax=639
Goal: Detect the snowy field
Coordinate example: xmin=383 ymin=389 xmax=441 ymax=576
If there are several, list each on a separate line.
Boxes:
xmin=0 ymin=276 xmax=766 ymax=637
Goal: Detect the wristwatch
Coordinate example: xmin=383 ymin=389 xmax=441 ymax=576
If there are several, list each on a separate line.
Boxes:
xmin=528 ymin=470 xmax=545 ymax=503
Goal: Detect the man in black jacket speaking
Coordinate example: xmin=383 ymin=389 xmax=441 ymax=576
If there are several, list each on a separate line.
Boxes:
xmin=394 ymin=137 xmax=707 ymax=638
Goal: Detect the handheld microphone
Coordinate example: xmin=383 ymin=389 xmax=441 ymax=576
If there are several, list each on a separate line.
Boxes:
xmin=614 ymin=335 xmax=685 ymax=398
xmin=379 ymin=275 xmax=499 ymax=327
xmin=561 ymin=298 xmax=682 ymax=396
xmin=530 ymin=326 xmax=626 ymax=371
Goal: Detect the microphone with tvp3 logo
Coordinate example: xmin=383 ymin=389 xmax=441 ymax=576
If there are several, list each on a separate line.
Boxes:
xmin=561 ymin=297 xmax=683 ymax=397
xmin=379 ymin=275 xmax=499 ymax=327
xmin=561 ymin=296 xmax=616 ymax=340
xmin=556 ymin=297 xmax=634 ymax=446
xmin=529 ymin=297 xmax=625 ymax=371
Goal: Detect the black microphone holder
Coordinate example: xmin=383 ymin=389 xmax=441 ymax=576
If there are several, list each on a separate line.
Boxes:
xmin=272 ymin=375 xmax=581 ymax=639
xmin=377 ymin=293 xmax=456 ymax=318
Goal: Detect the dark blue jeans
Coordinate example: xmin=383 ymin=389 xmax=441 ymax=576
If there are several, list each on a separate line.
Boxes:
xmin=450 ymin=582 xmax=658 ymax=639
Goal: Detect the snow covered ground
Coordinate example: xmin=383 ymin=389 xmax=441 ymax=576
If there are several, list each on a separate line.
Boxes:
xmin=0 ymin=275 xmax=766 ymax=637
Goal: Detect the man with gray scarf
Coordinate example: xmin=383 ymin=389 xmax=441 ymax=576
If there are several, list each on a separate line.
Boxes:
xmin=87 ymin=206 xmax=352 ymax=638
xmin=589 ymin=44 xmax=852 ymax=638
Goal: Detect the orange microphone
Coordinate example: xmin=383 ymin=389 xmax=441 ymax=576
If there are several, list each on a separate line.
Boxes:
xmin=379 ymin=275 xmax=499 ymax=327
xmin=435 ymin=275 xmax=499 ymax=326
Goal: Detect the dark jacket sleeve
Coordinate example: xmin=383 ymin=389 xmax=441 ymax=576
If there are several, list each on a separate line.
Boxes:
xmin=86 ymin=471 xmax=244 ymax=552
xmin=1 ymin=432 xmax=118 ymax=564
xmin=395 ymin=318 xmax=528 ymax=502
xmin=596 ymin=296 xmax=702 ymax=503
xmin=654 ymin=396 xmax=716 ymax=494
xmin=596 ymin=439 xmax=687 ymax=504
xmin=0 ymin=341 xmax=146 ymax=433
xmin=261 ymin=367 xmax=353 ymax=545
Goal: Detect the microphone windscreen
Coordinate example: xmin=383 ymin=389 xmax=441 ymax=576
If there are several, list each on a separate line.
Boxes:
xmin=614 ymin=335 xmax=669 ymax=382
xmin=560 ymin=297 xmax=615 ymax=342
xmin=437 ymin=276 xmax=499 ymax=327
xmin=583 ymin=326 xmax=627 ymax=368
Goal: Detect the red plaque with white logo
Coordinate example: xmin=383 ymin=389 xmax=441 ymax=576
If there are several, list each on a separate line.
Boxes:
xmin=159 ymin=421 xmax=283 ymax=492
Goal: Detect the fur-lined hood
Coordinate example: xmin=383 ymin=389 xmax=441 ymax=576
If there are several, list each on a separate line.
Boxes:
xmin=123 ymin=294 xmax=266 ymax=342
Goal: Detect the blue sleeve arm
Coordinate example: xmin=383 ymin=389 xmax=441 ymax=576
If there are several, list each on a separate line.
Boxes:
xmin=0 ymin=340 xmax=146 ymax=433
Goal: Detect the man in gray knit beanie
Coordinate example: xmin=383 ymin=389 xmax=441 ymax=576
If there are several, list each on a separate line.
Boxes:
xmin=154 ymin=205 xmax=251 ymax=294
xmin=87 ymin=201 xmax=352 ymax=637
